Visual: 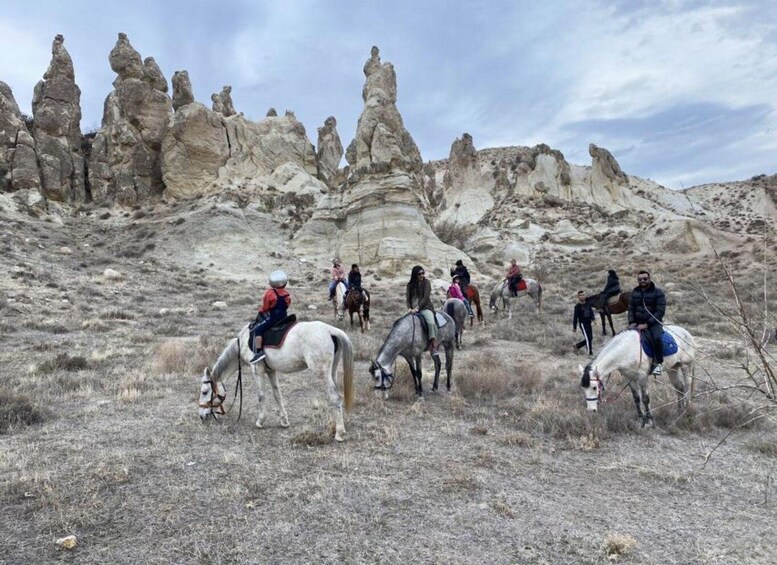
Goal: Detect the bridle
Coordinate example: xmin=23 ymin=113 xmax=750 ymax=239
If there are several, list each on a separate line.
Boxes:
xmin=199 ymin=337 xmax=244 ymax=421
xmin=585 ymin=375 xmax=604 ymax=404
xmin=199 ymin=378 xmax=227 ymax=417
xmin=371 ymin=360 xmax=395 ymax=391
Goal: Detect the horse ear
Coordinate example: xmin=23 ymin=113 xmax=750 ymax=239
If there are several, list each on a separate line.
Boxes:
xmin=204 ymin=367 xmax=211 ymax=377
xmin=578 ymin=364 xmax=584 ymax=374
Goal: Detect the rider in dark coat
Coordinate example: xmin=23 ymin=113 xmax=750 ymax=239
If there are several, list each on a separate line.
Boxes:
xmin=600 ymin=269 xmax=621 ymax=310
xmin=450 ymin=260 xmax=471 ymax=294
xmin=627 ymin=271 xmax=666 ymax=375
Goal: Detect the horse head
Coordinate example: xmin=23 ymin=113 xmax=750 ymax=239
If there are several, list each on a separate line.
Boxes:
xmin=579 ymin=363 xmax=602 ymax=412
xmin=369 ymin=360 xmax=394 ymax=391
xmin=198 ymin=367 xmax=227 ymax=420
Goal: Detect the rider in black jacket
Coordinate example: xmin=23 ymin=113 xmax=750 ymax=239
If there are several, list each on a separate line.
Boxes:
xmin=600 ymin=269 xmax=621 ymax=310
xmin=627 ymin=271 xmax=666 ymax=375
xmin=450 ymin=260 xmax=471 ymax=294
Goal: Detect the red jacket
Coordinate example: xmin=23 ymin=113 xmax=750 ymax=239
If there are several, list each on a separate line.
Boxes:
xmin=259 ymin=287 xmax=291 ymax=314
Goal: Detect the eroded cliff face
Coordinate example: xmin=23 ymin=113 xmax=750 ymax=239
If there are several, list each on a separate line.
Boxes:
xmin=88 ymin=33 xmax=173 ymax=205
xmin=0 ymin=81 xmax=40 ymax=194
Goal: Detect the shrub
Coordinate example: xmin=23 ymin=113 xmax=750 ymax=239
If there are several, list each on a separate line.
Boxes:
xmin=433 ymin=220 xmax=476 ymax=250
xmin=0 ymin=390 xmax=49 ymax=433
xmin=39 ymin=353 xmax=89 ymax=373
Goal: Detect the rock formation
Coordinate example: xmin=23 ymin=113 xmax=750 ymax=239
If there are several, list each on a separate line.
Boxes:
xmin=266 ymin=108 xmax=277 ymax=117
xmin=171 ymin=70 xmax=194 ymax=111
xmin=211 ymin=86 xmax=235 ymax=117
xmin=31 ymin=34 xmax=86 ymax=202
xmin=589 ymin=143 xmax=630 ymax=204
xmin=89 ymin=33 xmax=173 ymax=205
xmin=162 ymin=106 xmax=319 ymax=199
xmin=295 ymin=47 xmax=465 ymax=271
xmin=0 ymin=82 xmax=40 ymax=192
xmin=346 ymin=46 xmax=422 ymax=172
xmin=316 ymin=116 xmax=343 ymax=185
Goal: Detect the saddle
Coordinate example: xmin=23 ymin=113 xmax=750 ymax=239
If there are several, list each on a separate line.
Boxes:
xmin=509 ymin=279 xmax=527 ymax=296
xmin=414 ymin=311 xmax=448 ymax=337
xmin=605 ymin=294 xmax=619 ymax=306
xmin=640 ymin=330 xmax=679 ymax=358
xmin=263 ymin=315 xmax=298 ymax=349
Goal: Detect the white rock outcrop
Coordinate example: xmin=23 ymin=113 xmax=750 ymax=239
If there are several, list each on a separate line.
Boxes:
xmin=0 ymin=82 xmax=41 ymax=192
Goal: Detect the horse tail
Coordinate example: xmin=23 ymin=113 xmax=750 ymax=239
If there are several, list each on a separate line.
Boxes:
xmin=363 ymin=290 xmax=370 ymax=321
xmin=330 ymin=327 xmax=354 ymax=411
xmin=445 ymin=300 xmax=455 ymax=319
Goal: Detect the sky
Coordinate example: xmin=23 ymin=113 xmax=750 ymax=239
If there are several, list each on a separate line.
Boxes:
xmin=1 ymin=0 xmax=775 ymax=189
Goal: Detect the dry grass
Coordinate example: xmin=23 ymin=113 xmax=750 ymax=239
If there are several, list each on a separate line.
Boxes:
xmin=603 ymin=532 xmax=638 ymax=559
xmin=0 ymin=390 xmax=50 ymax=433
xmin=38 ymin=353 xmax=89 ymax=373
xmin=150 ymin=335 xmax=227 ymax=376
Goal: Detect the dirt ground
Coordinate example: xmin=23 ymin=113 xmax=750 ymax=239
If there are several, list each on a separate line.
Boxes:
xmin=1 ymin=204 xmax=775 ymax=564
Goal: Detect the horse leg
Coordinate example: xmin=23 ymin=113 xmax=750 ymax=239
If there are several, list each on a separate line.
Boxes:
xmin=600 ymin=311 xmax=607 ymax=336
xmin=266 ymin=369 xmax=290 ymax=428
xmin=432 ymin=351 xmax=442 ymax=392
xmin=404 ymin=355 xmax=422 ymax=397
xmin=666 ymin=366 xmax=687 ymax=410
xmin=607 ymin=312 xmax=615 ymax=337
xmin=629 ymin=383 xmax=644 ymax=422
xmin=445 ymin=342 xmax=453 ymax=391
xmin=640 ymin=376 xmax=654 ymax=428
xmin=252 ymin=365 xmax=267 ymax=429
xmin=415 ymin=355 xmax=425 ymax=397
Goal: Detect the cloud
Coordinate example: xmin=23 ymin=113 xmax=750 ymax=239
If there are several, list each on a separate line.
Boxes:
xmin=0 ymin=0 xmax=773 ymax=188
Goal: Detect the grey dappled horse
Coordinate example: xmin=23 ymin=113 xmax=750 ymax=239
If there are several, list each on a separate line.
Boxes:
xmin=443 ymin=298 xmax=467 ymax=350
xmin=369 ymin=311 xmax=456 ymax=397
xmin=489 ymin=278 xmax=543 ymax=319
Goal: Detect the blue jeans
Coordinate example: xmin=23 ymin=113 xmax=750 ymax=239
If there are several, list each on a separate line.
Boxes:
xmin=328 ymin=280 xmax=348 ymax=297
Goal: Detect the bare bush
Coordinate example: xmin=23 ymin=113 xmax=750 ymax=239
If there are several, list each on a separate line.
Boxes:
xmin=433 ymin=220 xmax=476 ymax=250
xmin=0 ymin=390 xmax=50 ymax=433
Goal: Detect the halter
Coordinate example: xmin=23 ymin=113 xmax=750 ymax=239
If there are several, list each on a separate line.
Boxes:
xmin=199 ymin=378 xmax=227 ymax=417
xmin=199 ymin=337 xmax=244 ymax=422
xmin=585 ymin=376 xmax=604 ymax=403
xmin=370 ymin=360 xmax=395 ymax=391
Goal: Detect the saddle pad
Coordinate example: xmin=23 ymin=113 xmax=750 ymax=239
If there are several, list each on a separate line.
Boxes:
xmin=435 ymin=312 xmax=448 ymax=328
xmin=263 ymin=314 xmax=298 ymax=349
xmin=606 ymin=294 xmax=619 ymax=305
xmin=641 ymin=330 xmax=679 ymax=358
xmin=517 ymin=279 xmax=527 ymax=292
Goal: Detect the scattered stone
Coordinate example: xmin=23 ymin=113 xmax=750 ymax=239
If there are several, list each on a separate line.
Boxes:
xmin=59 ymin=246 xmax=73 ymax=254
xmin=55 ymin=535 xmax=78 ymax=550
xmin=212 ymin=300 xmax=227 ymax=310
xmin=103 ymin=268 xmax=123 ymax=280
xmin=307 ymin=304 xmax=318 ymax=310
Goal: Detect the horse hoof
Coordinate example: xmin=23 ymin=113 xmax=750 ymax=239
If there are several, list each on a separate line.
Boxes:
xmin=255 ymin=419 xmax=264 ymax=429
xmin=335 ymin=433 xmax=345 ymax=443
xmin=280 ymin=418 xmax=290 ymax=428
xmin=432 ymin=386 xmax=438 ymax=392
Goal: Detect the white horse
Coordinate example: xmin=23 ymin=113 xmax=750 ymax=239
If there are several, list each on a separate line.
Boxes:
xmin=489 ymin=278 xmax=543 ymax=319
xmin=579 ymin=325 xmax=696 ymax=427
xmin=333 ymin=281 xmax=347 ymax=321
xmin=198 ymin=320 xmax=354 ymax=442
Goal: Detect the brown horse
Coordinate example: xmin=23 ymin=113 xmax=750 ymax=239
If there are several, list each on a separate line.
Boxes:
xmin=447 ymin=284 xmax=484 ymax=326
xmin=345 ymin=288 xmax=370 ymax=332
xmin=586 ymin=291 xmax=631 ymax=336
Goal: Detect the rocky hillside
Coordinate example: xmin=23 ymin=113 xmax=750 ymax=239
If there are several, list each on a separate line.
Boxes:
xmin=1 ymin=33 xmax=774 ymax=282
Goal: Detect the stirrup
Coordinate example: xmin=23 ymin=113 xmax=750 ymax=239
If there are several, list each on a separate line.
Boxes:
xmin=250 ymin=350 xmax=266 ymax=365
xmin=651 ymin=364 xmax=663 ymax=376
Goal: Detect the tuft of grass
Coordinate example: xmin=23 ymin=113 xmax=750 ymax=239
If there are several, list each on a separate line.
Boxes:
xmin=290 ymin=430 xmax=332 ymax=447
xmin=603 ymin=533 xmax=637 ymax=559
xmin=39 ymin=353 xmax=89 ymax=373
xmin=0 ymin=389 xmax=50 ymax=433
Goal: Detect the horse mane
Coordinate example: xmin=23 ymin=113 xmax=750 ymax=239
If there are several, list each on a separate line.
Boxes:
xmin=376 ymin=313 xmax=413 ymax=360
xmin=211 ymin=333 xmax=241 ymax=380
